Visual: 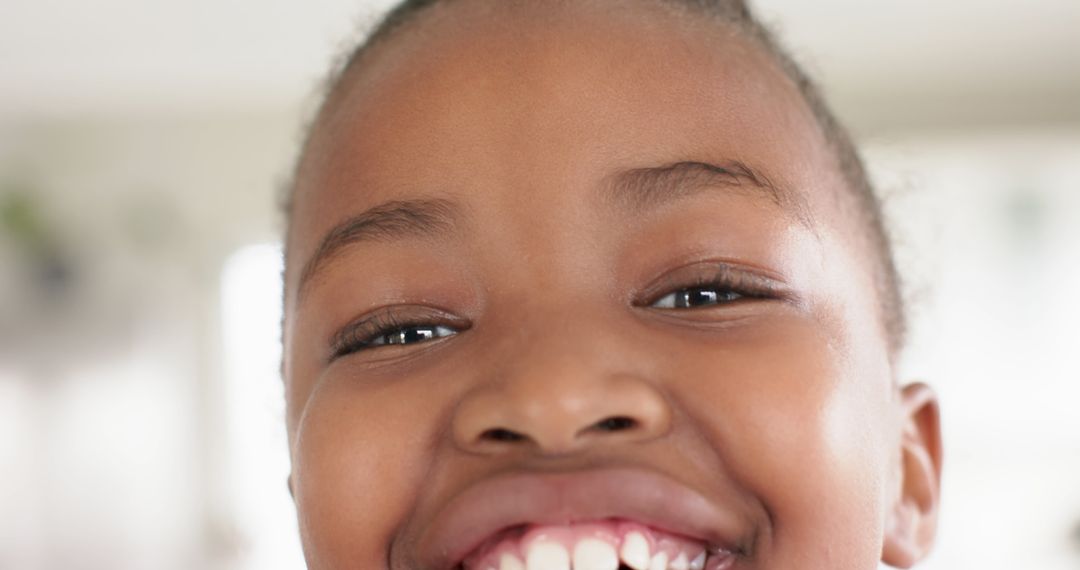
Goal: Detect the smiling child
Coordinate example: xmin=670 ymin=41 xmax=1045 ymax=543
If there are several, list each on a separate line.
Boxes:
xmin=278 ymin=1 xmax=943 ymax=569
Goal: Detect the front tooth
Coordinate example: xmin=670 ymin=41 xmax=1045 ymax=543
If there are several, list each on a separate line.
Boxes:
xmin=526 ymin=540 xmax=570 ymax=570
xmin=670 ymin=552 xmax=689 ymax=570
xmin=619 ymin=531 xmax=651 ymax=570
xmin=572 ymin=538 xmax=618 ymax=570
xmin=689 ymin=552 xmax=706 ymax=570
xmin=647 ymin=552 xmax=668 ymax=570
xmin=500 ymin=553 xmax=526 ymax=570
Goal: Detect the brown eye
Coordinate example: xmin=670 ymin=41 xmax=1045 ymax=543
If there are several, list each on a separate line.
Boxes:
xmin=639 ymin=261 xmax=789 ymax=312
xmin=368 ymin=325 xmax=458 ymax=347
xmin=651 ymin=286 xmax=744 ymax=309
xmin=333 ymin=323 xmax=459 ymax=360
xmin=329 ymin=307 xmax=467 ymax=362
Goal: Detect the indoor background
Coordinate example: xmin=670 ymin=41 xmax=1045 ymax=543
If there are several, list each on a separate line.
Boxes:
xmin=1 ymin=0 xmax=1078 ymax=568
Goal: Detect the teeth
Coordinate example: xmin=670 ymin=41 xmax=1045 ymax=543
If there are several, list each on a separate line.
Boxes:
xmin=572 ymin=538 xmax=618 ymax=570
xmin=471 ymin=526 xmax=712 ymax=570
xmin=526 ymin=540 xmax=570 ymax=570
xmin=500 ymin=553 xmax=526 ymax=570
xmin=619 ymin=531 xmax=651 ymax=570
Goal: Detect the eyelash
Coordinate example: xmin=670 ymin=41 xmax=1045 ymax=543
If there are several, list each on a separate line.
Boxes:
xmin=328 ymin=267 xmax=783 ymax=361
xmin=330 ymin=311 xmax=463 ymax=361
xmin=643 ymin=268 xmax=782 ymax=309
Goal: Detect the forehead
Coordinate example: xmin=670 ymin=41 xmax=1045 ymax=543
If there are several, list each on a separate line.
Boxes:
xmin=288 ymin=0 xmax=847 ymax=294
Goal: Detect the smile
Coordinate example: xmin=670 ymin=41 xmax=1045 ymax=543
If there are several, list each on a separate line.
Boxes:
xmin=414 ymin=467 xmax=751 ymax=570
xmin=458 ymin=519 xmax=735 ymax=570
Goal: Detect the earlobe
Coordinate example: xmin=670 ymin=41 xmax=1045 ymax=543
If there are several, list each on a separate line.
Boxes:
xmin=882 ymin=382 xmax=943 ymax=568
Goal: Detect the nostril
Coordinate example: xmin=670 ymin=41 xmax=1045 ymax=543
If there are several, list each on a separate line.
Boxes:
xmin=592 ymin=416 xmax=638 ymax=432
xmin=480 ymin=427 xmax=526 ymax=442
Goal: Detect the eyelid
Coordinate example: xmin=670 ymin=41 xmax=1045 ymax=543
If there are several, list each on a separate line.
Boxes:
xmin=635 ymin=260 xmax=792 ymax=307
xmin=328 ymin=305 xmax=468 ymax=363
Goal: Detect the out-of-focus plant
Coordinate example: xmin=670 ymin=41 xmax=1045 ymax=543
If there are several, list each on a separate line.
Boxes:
xmin=1 ymin=184 xmax=73 ymax=298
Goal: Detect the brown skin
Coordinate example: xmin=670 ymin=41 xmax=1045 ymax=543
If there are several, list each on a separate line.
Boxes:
xmin=282 ymin=2 xmax=943 ymax=569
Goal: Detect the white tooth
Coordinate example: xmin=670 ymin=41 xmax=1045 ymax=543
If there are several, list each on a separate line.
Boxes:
xmin=526 ymin=540 xmax=570 ymax=570
xmin=500 ymin=553 xmax=526 ymax=570
xmin=647 ymin=552 xmax=668 ymax=570
xmin=689 ymin=552 xmax=706 ymax=570
xmin=572 ymin=538 xmax=618 ymax=570
xmin=619 ymin=532 xmax=651 ymax=570
xmin=670 ymin=552 xmax=689 ymax=570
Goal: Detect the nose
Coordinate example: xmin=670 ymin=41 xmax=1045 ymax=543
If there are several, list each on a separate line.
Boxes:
xmin=451 ymin=334 xmax=672 ymax=456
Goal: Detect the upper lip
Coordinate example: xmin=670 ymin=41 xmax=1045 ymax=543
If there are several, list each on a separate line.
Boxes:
xmin=415 ymin=466 xmax=749 ymax=570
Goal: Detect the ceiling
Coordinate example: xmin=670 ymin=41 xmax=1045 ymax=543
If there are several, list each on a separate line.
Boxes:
xmin=1 ymin=0 xmax=1078 ymax=133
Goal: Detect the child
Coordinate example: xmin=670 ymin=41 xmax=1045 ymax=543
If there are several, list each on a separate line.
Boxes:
xmin=279 ymin=1 xmax=943 ymax=569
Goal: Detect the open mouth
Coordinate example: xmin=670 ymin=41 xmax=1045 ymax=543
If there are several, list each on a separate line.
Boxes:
xmin=417 ymin=467 xmax=749 ymax=570
xmin=456 ymin=519 xmax=735 ymax=570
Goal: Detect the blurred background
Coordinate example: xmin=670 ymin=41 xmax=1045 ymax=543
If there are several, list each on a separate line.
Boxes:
xmin=0 ymin=0 xmax=1077 ymax=568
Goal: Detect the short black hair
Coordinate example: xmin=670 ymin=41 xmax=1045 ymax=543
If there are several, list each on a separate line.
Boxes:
xmin=284 ymin=0 xmax=907 ymax=353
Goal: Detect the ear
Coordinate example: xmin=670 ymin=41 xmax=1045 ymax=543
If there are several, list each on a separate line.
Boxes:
xmin=882 ymin=382 xmax=943 ymax=568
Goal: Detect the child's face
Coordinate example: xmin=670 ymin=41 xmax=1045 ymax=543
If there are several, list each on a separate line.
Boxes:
xmin=282 ymin=2 xmax=941 ymax=570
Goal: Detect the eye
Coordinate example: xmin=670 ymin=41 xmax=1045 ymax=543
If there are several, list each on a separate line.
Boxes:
xmin=368 ymin=324 xmax=458 ymax=347
xmin=651 ymin=286 xmax=745 ymax=309
xmin=638 ymin=262 xmax=789 ymax=312
xmin=329 ymin=308 xmax=467 ymax=362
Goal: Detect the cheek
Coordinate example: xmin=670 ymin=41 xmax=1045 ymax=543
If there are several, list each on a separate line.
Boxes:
xmin=292 ymin=373 xmax=450 ymax=569
xmin=674 ymin=321 xmax=894 ymax=568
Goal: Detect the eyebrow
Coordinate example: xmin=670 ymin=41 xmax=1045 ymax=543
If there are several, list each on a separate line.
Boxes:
xmin=297 ymin=160 xmax=804 ymax=298
xmin=603 ymin=160 xmax=807 ymax=220
xmin=297 ymin=198 xmax=459 ymax=297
